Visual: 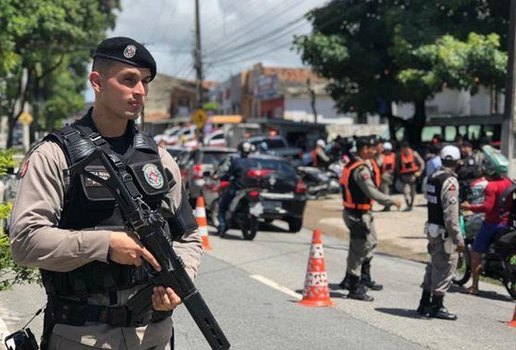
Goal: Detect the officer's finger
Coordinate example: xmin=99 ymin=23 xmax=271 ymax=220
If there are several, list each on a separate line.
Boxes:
xmin=166 ymin=287 xmax=182 ymax=306
xmin=141 ymin=248 xmax=161 ymax=271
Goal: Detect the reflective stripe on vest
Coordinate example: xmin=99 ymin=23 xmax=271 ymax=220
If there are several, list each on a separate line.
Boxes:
xmin=381 ymin=152 xmax=395 ymax=172
xmin=340 ymin=160 xmax=372 ymax=211
xmin=400 ymin=148 xmax=419 ymax=174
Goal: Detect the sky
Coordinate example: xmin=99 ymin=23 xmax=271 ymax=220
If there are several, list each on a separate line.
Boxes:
xmin=108 ymin=0 xmax=329 ymax=82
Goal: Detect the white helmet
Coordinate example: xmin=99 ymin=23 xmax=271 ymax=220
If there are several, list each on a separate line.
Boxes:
xmin=383 ymin=142 xmax=392 ymax=151
xmin=316 ymin=139 xmax=326 ymax=148
xmin=440 ymin=145 xmax=461 ymax=161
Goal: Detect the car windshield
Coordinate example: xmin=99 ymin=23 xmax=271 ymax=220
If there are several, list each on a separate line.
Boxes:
xmin=239 ymin=158 xmax=296 ymax=177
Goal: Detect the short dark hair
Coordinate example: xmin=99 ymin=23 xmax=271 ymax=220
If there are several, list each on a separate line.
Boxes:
xmin=92 ymin=57 xmax=118 ymax=75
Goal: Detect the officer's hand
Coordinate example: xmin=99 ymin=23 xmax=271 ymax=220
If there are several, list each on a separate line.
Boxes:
xmin=460 ymin=201 xmax=471 ymax=210
xmin=456 ymin=241 xmax=465 ymax=253
xmin=108 ymin=231 xmax=161 ymax=272
xmin=393 ymin=199 xmax=402 ymax=210
xmin=152 ymin=286 xmax=182 ymax=311
xmin=414 ymin=171 xmax=422 ymax=178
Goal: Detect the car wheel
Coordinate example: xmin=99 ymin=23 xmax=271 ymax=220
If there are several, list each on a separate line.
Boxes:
xmin=287 ymin=218 xmax=303 ymax=233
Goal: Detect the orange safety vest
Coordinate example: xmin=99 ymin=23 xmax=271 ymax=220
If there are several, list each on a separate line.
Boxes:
xmin=370 ymin=159 xmax=381 ymax=188
xmin=399 ymin=148 xmax=419 ymax=174
xmin=340 ymin=160 xmax=373 ymax=211
xmin=381 ymin=152 xmax=396 ymax=173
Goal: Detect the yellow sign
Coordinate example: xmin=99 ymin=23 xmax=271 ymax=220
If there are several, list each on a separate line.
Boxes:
xmin=191 ymin=108 xmax=208 ymax=129
xmin=19 ymin=112 xmax=33 ymax=126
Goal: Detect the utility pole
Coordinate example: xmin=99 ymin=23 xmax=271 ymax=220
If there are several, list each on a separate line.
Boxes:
xmin=502 ymin=0 xmax=516 ymax=178
xmin=194 ymin=0 xmax=203 ymax=107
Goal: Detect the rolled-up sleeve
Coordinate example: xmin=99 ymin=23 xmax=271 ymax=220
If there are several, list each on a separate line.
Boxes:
xmin=9 ymin=142 xmax=111 ymax=272
xmin=158 ymin=148 xmax=202 ymax=279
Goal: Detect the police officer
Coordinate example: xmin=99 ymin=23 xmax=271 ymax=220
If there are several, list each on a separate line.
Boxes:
xmin=216 ymin=141 xmax=253 ymax=235
xmin=396 ymin=141 xmax=425 ymax=211
xmin=417 ymin=145 xmax=464 ymax=320
xmin=9 ymin=37 xmax=202 ymax=349
xmin=339 ymin=137 xmax=401 ymax=301
xmin=380 ymin=142 xmax=396 ymax=211
xmin=457 ymin=140 xmax=484 ymax=182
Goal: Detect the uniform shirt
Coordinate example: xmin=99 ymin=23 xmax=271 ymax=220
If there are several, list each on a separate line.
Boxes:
xmin=431 ymin=168 xmax=463 ymax=245
xmin=426 ymin=156 xmax=442 ymax=177
xmin=9 ymin=141 xmax=202 ymax=348
xmin=469 ymin=176 xmax=513 ymax=224
xmin=353 ymin=160 xmax=397 ymax=207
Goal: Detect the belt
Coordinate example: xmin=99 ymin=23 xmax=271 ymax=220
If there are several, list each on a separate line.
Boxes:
xmin=52 ymin=299 xmax=172 ymax=327
xmin=345 ymin=208 xmax=370 ymax=216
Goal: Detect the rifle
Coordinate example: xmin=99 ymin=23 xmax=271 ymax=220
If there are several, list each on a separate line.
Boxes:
xmin=71 ymin=147 xmax=230 ymax=350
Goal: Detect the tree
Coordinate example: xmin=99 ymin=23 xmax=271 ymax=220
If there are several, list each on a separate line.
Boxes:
xmin=294 ymin=0 xmax=510 ymax=144
xmin=0 ymin=0 xmax=120 ymax=147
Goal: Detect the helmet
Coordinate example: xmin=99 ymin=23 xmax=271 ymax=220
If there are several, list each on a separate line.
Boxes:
xmin=238 ymin=141 xmax=253 ymax=156
xmin=440 ymin=145 xmax=460 ymax=167
xmin=383 ymin=142 xmax=392 ymax=151
xmin=316 ymin=139 xmax=326 ymax=148
xmin=482 ymin=145 xmax=508 ymax=177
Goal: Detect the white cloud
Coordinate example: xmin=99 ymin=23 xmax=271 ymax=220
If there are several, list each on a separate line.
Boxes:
xmin=108 ymin=0 xmax=328 ymax=81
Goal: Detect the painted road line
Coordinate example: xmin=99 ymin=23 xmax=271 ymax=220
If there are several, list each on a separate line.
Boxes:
xmin=250 ymin=274 xmax=302 ymax=300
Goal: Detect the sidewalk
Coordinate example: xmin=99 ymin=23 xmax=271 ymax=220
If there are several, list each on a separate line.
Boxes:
xmin=303 ymin=193 xmax=429 ymax=261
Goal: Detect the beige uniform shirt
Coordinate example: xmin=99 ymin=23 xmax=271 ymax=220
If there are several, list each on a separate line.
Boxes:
xmin=9 ymin=141 xmax=202 ymax=349
xmin=438 ymin=169 xmax=463 ymax=245
xmin=353 ymin=162 xmax=396 ymax=207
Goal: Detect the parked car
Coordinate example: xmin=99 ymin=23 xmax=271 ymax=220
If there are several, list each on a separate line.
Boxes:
xmin=203 ymin=129 xmax=227 ymax=147
xmin=247 ymin=136 xmax=302 ymax=166
xmin=166 ymin=146 xmax=192 ymax=181
xmin=184 ymin=147 xmax=237 ymax=206
xmin=203 ymin=154 xmax=307 ymax=233
xmin=153 ymin=126 xmax=182 ymax=145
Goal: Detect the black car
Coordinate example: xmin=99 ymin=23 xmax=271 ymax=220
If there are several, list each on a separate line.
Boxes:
xmin=203 ymin=154 xmax=307 ymax=233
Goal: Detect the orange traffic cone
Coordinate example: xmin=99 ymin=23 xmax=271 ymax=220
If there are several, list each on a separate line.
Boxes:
xmin=195 ymin=196 xmax=212 ymax=251
xmin=299 ymin=229 xmax=334 ymax=307
xmin=506 ymin=304 xmax=516 ymax=328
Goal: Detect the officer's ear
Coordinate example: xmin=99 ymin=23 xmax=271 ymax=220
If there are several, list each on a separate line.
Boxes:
xmin=89 ymin=71 xmax=102 ymax=93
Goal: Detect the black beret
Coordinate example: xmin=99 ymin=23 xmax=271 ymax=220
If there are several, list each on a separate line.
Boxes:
xmin=93 ymin=37 xmax=156 ymax=80
xmin=356 ymin=136 xmax=374 ymax=149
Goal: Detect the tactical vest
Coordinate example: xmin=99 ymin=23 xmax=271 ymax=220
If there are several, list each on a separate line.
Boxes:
xmin=41 ymin=115 xmax=171 ymax=298
xmin=340 ymin=160 xmax=372 ymax=211
xmin=381 ymin=152 xmax=395 ymax=173
xmin=399 ymin=148 xmax=419 ymax=174
xmin=426 ymin=171 xmax=453 ymax=226
xmin=370 ymin=159 xmax=381 ymax=187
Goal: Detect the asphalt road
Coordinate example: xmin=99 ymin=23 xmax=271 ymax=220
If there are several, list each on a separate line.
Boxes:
xmin=0 ymin=222 xmax=514 ymax=349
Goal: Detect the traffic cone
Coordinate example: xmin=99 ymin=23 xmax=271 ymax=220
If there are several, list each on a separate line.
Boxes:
xmin=195 ymin=196 xmax=212 ymax=251
xmin=299 ymin=229 xmax=334 ymax=307
xmin=506 ymin=304 xmax=516 ymax=328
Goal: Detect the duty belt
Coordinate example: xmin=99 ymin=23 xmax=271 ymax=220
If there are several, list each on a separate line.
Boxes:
xmin=51 ymin=298 xmax=172 ymax=327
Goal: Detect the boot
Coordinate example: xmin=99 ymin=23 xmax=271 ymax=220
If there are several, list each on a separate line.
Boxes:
xmin=347 ymin=274 xmax=374 ymax=302
xmin=429 ymin=295 xmax=457 ymax=320
xmin=360 ymin=260 xmax=383 ymax=291
xmin=416 ymin=290 xmax=431 ymax=317
xmin=338 ymin=274 xmax=351 ymax=290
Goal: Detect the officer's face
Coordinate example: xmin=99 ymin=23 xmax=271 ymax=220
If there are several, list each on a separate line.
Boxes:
xmin=95 ymin=63 xmax=152 ymax=120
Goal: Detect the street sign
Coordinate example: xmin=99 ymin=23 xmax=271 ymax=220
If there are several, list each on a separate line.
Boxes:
xmin=19 ymin=112 xmax=33 ymax=126
xmin=191 ymin=108 xmax=208 ymax=129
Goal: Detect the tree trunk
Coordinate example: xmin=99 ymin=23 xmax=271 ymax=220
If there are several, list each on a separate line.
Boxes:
xmin=409 ymin=99 xmax=426 ymax=146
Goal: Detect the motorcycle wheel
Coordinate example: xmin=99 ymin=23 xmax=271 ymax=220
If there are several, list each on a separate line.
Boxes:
xmin=453 ymin=244 xmax=471 ymax=286
xmin=502 ymin=253 xmax=516 ymax=299
xmin=241 ymin=212 xmax=258 ymax=241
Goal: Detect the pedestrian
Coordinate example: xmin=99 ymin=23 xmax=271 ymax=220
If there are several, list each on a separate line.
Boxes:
xmin=460 ymin=147 xmax=512 ymax=295
xmin=417 ymin=145 xmax=464 ymax=320
xmin=396 ymin=141 xmax=425 ymax=211
xmin=380 ymin=141 xmax=396 ymax=211
xmin=338 ymin=137 xmax=401 ymax=301
xmin=9 ymin=37 xmax=202 ymax=349
xmin=311 ymin=139 xmax=330 ymax=168
xmin=457 ymin=140 xmax=484 ymax=182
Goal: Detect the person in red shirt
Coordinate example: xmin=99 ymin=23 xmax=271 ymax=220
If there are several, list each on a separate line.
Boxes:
xmin=460 ymin=159 xmax=512 ymax=295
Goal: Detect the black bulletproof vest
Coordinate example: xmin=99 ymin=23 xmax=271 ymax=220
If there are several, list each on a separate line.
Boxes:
xmin=41 ymin=114 xmax=170 ymax=298
xmin=426 ymin=171 xmax=453 ymax=226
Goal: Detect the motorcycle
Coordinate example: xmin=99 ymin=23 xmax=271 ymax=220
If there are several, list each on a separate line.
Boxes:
xmin=453 ymin=180 xmax=516 ymax=299
xmin=297 ymin=166 xmax=339 ymax=199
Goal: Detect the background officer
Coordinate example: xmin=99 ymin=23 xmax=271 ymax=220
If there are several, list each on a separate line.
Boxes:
xmin=9 ymin=37 xmax=202 ymax=349
xmin=339 ymin=137 xmax=401 ymax=301
xmin=396 ymin=141 xmax=425 ymax=211
xmin=417 ymin=145 xmax=464 ymax=320
xmin=380 ymin=142 xmax=396 ymax=211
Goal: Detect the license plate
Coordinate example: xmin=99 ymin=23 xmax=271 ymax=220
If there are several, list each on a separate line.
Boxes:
xmin=264 ymin=201 xmax=281 ymax=210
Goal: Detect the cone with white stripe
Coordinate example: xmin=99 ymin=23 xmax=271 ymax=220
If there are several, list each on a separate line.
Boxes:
xmin=506 ymin=303 xmax=516 ymax=328
xmin=195 ymin=196 xmax=212 ymax=251
xmin=299 ymin=229 xmax=334 ymax=307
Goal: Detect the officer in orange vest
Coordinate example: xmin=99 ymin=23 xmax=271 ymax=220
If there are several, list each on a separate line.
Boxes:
xmin=339 ymin=137 xmax=401 ymax=301
xmin=380 ymin=142 xmax=396 ymax=211
xmin=396 ymin=141 xmax=425 ymax=211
